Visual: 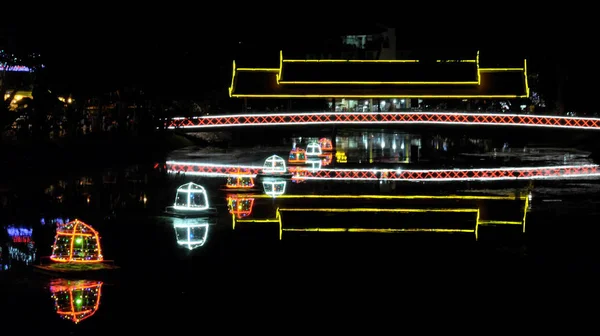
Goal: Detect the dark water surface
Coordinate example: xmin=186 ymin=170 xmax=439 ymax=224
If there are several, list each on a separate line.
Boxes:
xmin=2 ymin=139 xmax=600 ymax=331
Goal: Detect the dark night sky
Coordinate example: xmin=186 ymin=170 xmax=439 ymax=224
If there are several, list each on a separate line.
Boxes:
xmin=2 ymin=19 xmax=598 ymax=110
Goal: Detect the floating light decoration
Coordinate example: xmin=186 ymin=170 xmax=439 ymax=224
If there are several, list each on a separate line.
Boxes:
xmin=173 ymin=182 xmax=209 ymax=210
xmin=226 ymin=169 xmax=255 ymax=189
xmin=50 ymin=220 xmax=103 ymax=263
xmin=319 ymin=138 xmax=333 ymax=151
xmin=262 ymin=155 xmax=287 ymax=174
xmin=288 ymin=148 xmax=307 ymax=164
xmin=306 ymin=142 xmax=322 ymax=156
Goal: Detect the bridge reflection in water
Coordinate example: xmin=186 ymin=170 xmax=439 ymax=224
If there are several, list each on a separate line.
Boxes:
xmin=228 ymin=193 xmax=529 ymax=241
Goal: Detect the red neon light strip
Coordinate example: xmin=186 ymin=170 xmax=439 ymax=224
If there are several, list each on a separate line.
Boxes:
xmin=165 ymin=161 xmax=600 ymax=181
xmin=165 ymin=112 xmax=600 ymax=130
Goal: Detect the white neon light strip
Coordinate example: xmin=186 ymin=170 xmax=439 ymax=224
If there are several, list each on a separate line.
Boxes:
xmin=165 ymin=112 xmax=600 ymax=130
xmin=166 ymin=161 xmax=600 ymax=181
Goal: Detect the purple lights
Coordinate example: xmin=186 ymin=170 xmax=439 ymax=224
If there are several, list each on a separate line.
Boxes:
xmin=6 ymin=226 xmax=32 ymax=238
xmin=0 ymin=65 xmax=33 ymax=72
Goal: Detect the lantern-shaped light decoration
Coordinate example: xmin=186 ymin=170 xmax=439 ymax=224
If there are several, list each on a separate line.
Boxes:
xmin=50 ymin=220 xmax=103 ymax=263
xmin=288 ymin=148 xmax=306 ymax=164
xmin=319 ymin=138 xmax=333 ymax=151
xmin=306 ymin=142 xmax=322 ymax=157
xmin=262 ymin=155 xmax=287 ymax=174
xmin=226 ymin=169 xmax=255 ymax=189
xmin=49 ymin=279 xmax=103 ymax=324
xmin=173 ymin=182 xmax=209 ymax=210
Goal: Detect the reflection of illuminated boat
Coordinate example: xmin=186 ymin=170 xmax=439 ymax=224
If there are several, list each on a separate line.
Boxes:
xmin=306 ymin=158 xmax=322 ymax=172
xmin=320 ymin=153 xmax=333 ymax=166
xmin=227 ymin=196 xmax=255 ymax=218
xmin=288 ymin=148 xmax=307 ymax=164
xmin=173 ymin=217 xmax=211 ymax=250
xmin=164 ymin=182 xmax=217 ymax=217
xmin=262 ymin=177 xmax=287 ymax=198
xmin=34 ymin=220 xmax=119 ymax=276
xmin=256 ymin=155 xmax=292 ymax=179
xmin=49 ymin=279 xmax=103 ymax=324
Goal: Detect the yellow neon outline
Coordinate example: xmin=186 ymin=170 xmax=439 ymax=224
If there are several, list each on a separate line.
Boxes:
xmin=522 ymin=196 xmax=529 ymax=233
xmin=237 ymin=68 xmax=279 ymax=72
xmin=476 ymin=50 xmax=480 ymax=84
xmin=231 ymin=94 xmax=528 ymax=98
xmin=276 ymin=50 xmax=283 ymax=84
xmin=274 ymin=207 xmax=480 ymax=241
xmin=523 ymin=59 xmax=530 ymax=98
xmin=436 ymin=60 xmax=477 ymax=63
xmin=279 ymin=53 xmax=478 ymax=85
xmin=229 ymin=50 xmax=530 ymax=97
xmin=278 ymin=81 xmax=480 ymax=85
xmin=283 ymin=59 xmax=420 ymax=63
xmin=229 ymin=195 xmax=529 ymax=240
xmin=228 ymin=60 xmax=236 ymax=97
xmin=283 ymin=228 xmax=474 ymax=233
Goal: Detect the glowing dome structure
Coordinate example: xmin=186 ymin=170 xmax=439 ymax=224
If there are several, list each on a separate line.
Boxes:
xmin=50 ymin=220 xmax=103 ymax=263
xmin=263 ymin=177 xmax=287 ymax=197
xmin=173 ymin=218 xmax=210 ymax=250
xmin=173 ymin=182 xmax=209 ymax=210
xmin=226 ymin=169 xmax=255 ymax=189
xmin=319 ymin=138 xmax=333 ymax=151
xmin=288 ymin=148 xmax=306 ymax=164
xmin=49 ymin=279 xmax=103 ymax=324
xmin=306 ymin=142 xmax=322 ymax=156
xmin=262 ymin=155 xmax=287 ymax=174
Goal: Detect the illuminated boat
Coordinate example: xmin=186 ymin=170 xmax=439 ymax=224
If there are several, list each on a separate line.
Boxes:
xmin=34 ymin=220 xmax=119 ymax=276
xmin=256 ymin=155 xmax=292 ymax=179
xmin=306 ymin=142 xmax=322 ymax=157
xmin=165 ymin=182 xmax=217 ymax=217
xmin=319 ymin=138 xmax=333 ymax=151
xmin=225 ymin=168 xmax=255 ymax=189
xmin=288 ymin=148 xmax=307 ymax=164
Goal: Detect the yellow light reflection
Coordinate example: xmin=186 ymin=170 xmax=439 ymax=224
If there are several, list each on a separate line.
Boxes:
xmin=229 ymin=194 xmax=530 ymax=240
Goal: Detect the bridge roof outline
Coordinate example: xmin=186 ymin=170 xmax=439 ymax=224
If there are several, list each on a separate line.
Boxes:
xmin=228 ymin=51 xmax=529 ymax=98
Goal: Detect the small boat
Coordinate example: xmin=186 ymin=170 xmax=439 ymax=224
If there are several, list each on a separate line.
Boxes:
xmin=164 ymin=182 xmax=217 ymax=218
xmin=33 ymin=219 xmax=119 ymax=279
xmin=256 ymin=155 xmax=293 ymax=179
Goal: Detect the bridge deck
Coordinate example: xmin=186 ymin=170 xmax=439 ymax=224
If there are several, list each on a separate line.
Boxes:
xmin=165 ymin=112 xmax=600 ymax=130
